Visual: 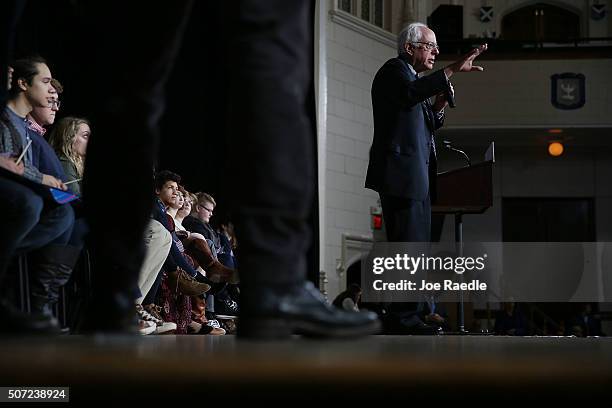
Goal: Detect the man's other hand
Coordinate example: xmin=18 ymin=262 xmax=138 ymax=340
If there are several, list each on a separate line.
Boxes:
xmin=0 ymin=155 xmax=25 ymax=175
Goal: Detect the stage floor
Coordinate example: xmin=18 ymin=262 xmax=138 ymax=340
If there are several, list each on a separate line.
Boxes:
xmin=1 ymin=335 xmax=610 ymax=401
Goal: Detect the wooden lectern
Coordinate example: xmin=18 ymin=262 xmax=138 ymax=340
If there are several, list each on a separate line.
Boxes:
xmin=431 ymin=143 xmax=495 ymax=333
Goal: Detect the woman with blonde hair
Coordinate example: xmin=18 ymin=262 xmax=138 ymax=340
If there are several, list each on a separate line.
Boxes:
xmin=48 ymin=116 xmax=91 ymax=195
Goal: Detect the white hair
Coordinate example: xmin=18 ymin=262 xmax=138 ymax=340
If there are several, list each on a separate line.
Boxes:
xmin=397 ymin=22 xmax=428 ymax=56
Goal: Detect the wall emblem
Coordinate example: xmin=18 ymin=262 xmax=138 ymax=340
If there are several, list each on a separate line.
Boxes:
xmin=591 ymin=4 xmax=606 ymax=21
xmin=480 ymin=6 xmax=493 ymax=22
xmin=551 ymin=73 xmax=585 ymax=110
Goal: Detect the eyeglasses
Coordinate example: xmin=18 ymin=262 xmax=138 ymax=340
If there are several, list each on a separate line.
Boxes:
xmin=198 ymin=204 xmax=214 ymax=213
xmin=47 ymin=99 xmax=61 ymax=109
xmin=411 ymin=41 xmax=440 ymax=52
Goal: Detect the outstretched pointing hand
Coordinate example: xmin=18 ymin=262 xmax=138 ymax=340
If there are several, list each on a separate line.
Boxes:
xmin=445 ymin=43 xmax=488 ymax=78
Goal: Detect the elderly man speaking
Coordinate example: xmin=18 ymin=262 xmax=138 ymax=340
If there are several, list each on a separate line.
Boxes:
xmin=366 ymin=22 xmax=487 ymax=243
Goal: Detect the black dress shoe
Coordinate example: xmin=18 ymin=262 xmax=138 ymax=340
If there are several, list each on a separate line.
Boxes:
xmin=238 ymin=282 xmax=381 ymax=339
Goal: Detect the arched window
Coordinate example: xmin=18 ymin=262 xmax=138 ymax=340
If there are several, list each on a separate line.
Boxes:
xmin=502 ymin=3 xmax=580 ymax=42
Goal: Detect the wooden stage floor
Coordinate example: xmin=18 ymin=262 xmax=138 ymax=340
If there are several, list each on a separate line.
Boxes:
xmin=1 ymin=335 xmax=611 ymax=402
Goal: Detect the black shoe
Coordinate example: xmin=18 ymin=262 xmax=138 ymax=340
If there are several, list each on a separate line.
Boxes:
xmin=215 ymin=296 xmax=239 ymax=318
xmin=238 ymin=282 xmax=381 ymax=339
xmin=0 ymin=301 xmax=61 ymax=335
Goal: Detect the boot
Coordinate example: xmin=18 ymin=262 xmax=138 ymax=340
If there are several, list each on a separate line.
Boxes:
xmin=186 ymin=238 xmax=239 ymax=283
xmin=29 ymin=245 xmax=80 ymax=319
xmin=167 ymin=268 xmax=210 ymax=296
xmin=191 ymin=295 xmax=206 ymax=323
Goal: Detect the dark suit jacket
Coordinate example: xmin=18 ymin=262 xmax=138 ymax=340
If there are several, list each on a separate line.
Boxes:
xmin=365 ymin=56 xmax=448 ymax=202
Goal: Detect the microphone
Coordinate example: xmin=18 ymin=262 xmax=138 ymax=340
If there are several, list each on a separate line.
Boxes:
xmin=443 ymin=140 xmax=471 ymax=167
xmin=447 ymin=81 xmax=455 ymax=108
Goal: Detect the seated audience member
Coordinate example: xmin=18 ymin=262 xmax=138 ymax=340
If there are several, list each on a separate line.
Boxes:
xmin=27 ymin=78 xmax=65 ymax=183
xmin=183 ymin=192 xmax=223 ymax=257
xmin=2 ymin=57 xmax=66 ymax=189
xmin=151 ymin=171 xmax=211 ymax=290
xmin=494 ymin=302 xmax=528 ymax=336
xmin=152 ymin=170 xmax=214 ymax=333
xmin=567 ymin=303 xmax=605 ymax=337
xmin=0 ymin=56 xmax=74 ymax=332
xmin=211 ymin=217 xmax=240 ymax=316
xmin=333 ymin=284 xmax=362 ymax=312
xmin=48 ymin=116 xmax=90 ymax=196
xmin=172 ymin=189 xmax=240 ymax=321
xmin=419 ymin=297 xmax=449 ymax=332
xmin=25 ymin=82 xmax=84 ymax=327
xmin=170 ymin=187 xmax=237 ymax=283
xmin=170 ymin=188 xmax=235 ymax=331
xmin=210 ymin=211 xmax=239 ymax=270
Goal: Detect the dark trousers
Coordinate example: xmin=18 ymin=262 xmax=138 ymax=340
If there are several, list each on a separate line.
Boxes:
xmin=225 ymin=1 xmax=314 ymax=293
xmin=78 ymin=1 xmax=194 ymax=297
xmin=380 ymin=193 xmax=431 ymax=242
xmin=77 ymin=1 xmax=314 ymax=308
xmin=0 ymin=179 xmax=74 ymax=277
xmin=379 ymin=192 xmax=433 ymax=327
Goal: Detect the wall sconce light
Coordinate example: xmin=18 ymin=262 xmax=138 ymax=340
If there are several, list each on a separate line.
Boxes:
xmin=548 ymin=141 xmax=564 ymax=157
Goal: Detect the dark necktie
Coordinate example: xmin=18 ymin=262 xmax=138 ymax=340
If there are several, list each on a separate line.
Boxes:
xmin=423 ymin=99 xmax=437 ymax=158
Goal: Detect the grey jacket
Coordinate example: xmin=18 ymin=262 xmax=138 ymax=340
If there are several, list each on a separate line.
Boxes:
xmin=0 ymin=110 xmax=43 ymax=183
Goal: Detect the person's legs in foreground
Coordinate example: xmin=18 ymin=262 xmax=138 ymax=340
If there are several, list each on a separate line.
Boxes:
xmin=76 ymin=1 xmax=194 ymax=332
xmin=226 ymin=0 xmax=379 ymax=338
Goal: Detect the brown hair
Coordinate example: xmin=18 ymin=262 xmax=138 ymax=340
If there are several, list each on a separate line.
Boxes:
xmin=50 ymin=78 xmax=63 ymax=94
xmin=188 ymin=192 xmax=199 ymax=215
xmin=196 ymin=192 xmax=216 ymax=208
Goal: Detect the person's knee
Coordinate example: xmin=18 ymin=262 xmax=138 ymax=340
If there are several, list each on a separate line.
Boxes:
xmin=47 ymin=205 xmax=76 ymax=243
xmin=161 ymin=228 xmax=172 ymax=250
xmin=21 ymin=195 xmax=44 ymax=220
xmin=58 ymin=205 xmax=75 ymax=232
xmin=13 ymin=196 xmax=45 ymax=235
xmin=3 ymin=186 xmax=44 ymax=229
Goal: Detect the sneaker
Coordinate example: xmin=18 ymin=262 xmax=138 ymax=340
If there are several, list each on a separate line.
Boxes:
xmin=155 ymin=321 xmax=177 ymax=334
xmin=220 ymin=319 xmax=237 ymax=335
xmin=138 ymin=319 xmax=156 ymax=335
xmin=216 ymin=297 xmax=239 ymax=318
xmin=206 ymin=319 xmax=226 ymax=335
xmin=188 ymin=320 xmax=209 ymax=334
xmin=144 ymin=304 xmax=164 ymax=322
xmin=209 ymin=327 xmax=226 ymax=335
xmin=136 ymin=304 xmax=162 ymax=326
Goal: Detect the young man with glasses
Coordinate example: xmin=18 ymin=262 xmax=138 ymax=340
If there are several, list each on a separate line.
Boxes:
xmin=27 ymin=79 xmax=65 ymax=183
xmin=184 ymin=192 xmax=221 ymax=257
